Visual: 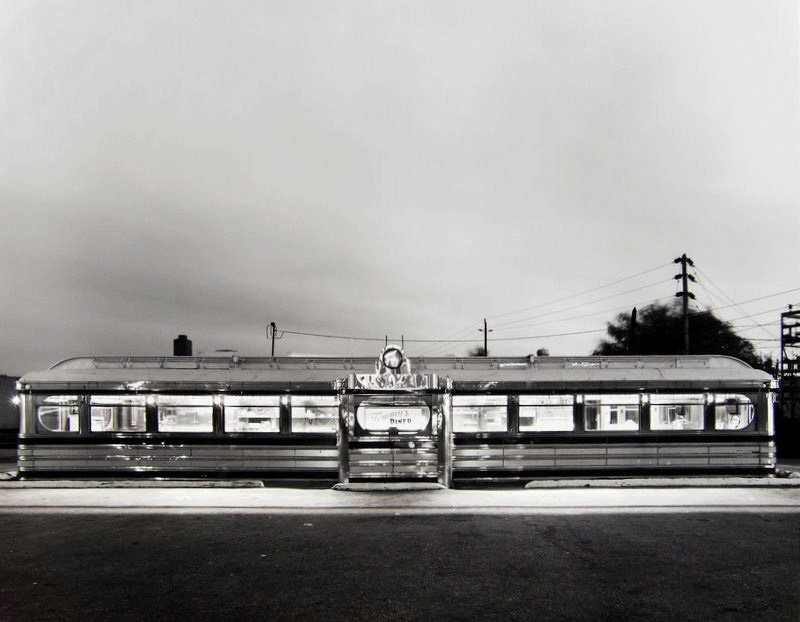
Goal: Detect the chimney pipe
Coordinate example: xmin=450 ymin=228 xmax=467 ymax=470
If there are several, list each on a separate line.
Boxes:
xmin=173 ymin=334 xmax=192 ymax=356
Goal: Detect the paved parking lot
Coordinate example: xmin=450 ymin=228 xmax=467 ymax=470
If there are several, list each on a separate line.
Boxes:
xmin=0 ymin=485 xmax=798 ymax=621
xmin=0 ymin=502 xmax=797 ymax=622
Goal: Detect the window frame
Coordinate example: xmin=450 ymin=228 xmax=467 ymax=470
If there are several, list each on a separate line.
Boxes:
xmin=647 ymin=393 xmax=706 ymax=432
xmin=156 ymin=394 xmax=215 ymax=433
xmin=517 ymin=394 xmax=576 ymax=433
xmin=290 ymin=394 xmax=339 ymax=434
xmin=89 ymin=394 xmax=148 ymax=433
xmin=34 ymin=394 xmax=82 ymax=434
xmin=712 ymin=393 xmax=756 ymax=432
xmin=582 ymin=393 xmax=643 ymax=433
xmin=452 ymin=394 xmax=509 ymax=434
xmin=222 ymin=395 xmax=282 ymax=434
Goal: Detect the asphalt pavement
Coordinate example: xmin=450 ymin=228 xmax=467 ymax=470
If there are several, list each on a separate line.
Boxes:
xmin=1 ymin=508 xmax=797 ymax=622
xmin=1 ymin=452 xmax=798 ymax=622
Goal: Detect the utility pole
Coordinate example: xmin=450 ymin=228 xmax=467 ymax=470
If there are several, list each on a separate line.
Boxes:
xmin=673 ymin=254 xmax=696 ymax=355
xmin=478 ymin=318 xmax=493 ymax=356
xmin=629 ymin=307 xmax=637 ymax=355
xmin=267 ymin=322 xmax=277 ymax=357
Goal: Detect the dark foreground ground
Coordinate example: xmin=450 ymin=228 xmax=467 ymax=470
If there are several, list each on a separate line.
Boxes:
xmin=0 ymin=511 xmax=797 ymax=622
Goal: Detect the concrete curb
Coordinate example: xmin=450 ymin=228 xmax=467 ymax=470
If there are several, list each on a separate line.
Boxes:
xmin=333 ymin=482 xmax=447 ymax=492
xmin=0 ymin=478 xmax=264 ymax=488
xmin=525 ymin=477 xmax=800 ymax=488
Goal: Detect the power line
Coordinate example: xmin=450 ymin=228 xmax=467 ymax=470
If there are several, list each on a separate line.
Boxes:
xmin=282 ymin=290 xmax=675 ymax=349
xmin=688 ymin=283 xmax=789 ymax=344
xmin=711 ymin=286 xmax=800 ymax=311
xmin=488 ymin=328 xmax=607 ymax=342
xmin=693 ymin=268 xmax=758 ymax=325
xmin=694 ymin=268 xmax=795 ymax=340
xmin=694 ymin=269 xmax=774 ymax=341
xmin=280 ymin=327 xmax=606 ymax=344
xmin=491 ymin=279 xmax=673 ymax=330
xmin=492 ymin=296 xmax=674 ymax=333
xmin=393 ymin=267 xmax=673 ymax=356
xmin=704 ymin=304 xmax=789 ymax=324
xmin=281 ymin=330 xmax=385 ymax=343
xmin=730 ymin=317 xmax=781 ymax=329
xmin=693 ymin=273 xmax=727 ymax=313
xmin=486 ymin=262 xmax=672 ymax=322
xmin=279 ymin=269 xmax=797 ymax=353
xmin=415 ymin=320 xmax=483 ymax=356
xmin=731 ymin=325 xmax=780 ymax=335
xmin=282 ymin=294 xmax=796 ymax=347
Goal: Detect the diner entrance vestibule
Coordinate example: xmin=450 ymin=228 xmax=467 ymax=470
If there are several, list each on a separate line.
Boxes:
xmin=336 ymin=345 xmax=450 ymax=485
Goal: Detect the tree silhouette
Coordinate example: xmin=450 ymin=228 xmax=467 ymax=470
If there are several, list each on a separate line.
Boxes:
xmin=468 ymin=346 xmax=488 ymax=356
xmin=593 ymin=302 xmax=775 ymax=374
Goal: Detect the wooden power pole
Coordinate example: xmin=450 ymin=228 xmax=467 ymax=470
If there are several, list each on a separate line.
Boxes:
xmin=478 ymin=318 xmax=493 ymax=356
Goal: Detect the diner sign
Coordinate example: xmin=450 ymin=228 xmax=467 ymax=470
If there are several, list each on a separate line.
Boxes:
xmin=346 ymin=346 xmax=439 ymax=390
xmin=351 ymin=373 xmax=433 ymax=390
xmin=357 ymin=406 xmax=431 ymax=432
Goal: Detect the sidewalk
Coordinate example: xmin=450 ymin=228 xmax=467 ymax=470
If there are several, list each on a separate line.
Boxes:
xmin=2 ymin=469 xmax=799 ymax=489
xmin=0 ymin=484 xmax=798 ymax=515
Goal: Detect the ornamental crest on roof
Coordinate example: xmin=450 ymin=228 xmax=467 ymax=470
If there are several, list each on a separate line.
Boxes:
xmin=349 ymin=345 xmax=436 ymax=390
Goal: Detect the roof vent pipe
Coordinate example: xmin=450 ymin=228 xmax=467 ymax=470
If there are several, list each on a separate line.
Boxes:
xmin=173 ymin=334 xmax=192 ymax=357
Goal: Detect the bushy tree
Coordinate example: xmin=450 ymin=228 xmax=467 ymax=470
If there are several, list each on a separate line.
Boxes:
xmin=593 ymin=302 xmax=775 ymax=374
xmin=467 ymin=346 xmax=488 ymax=356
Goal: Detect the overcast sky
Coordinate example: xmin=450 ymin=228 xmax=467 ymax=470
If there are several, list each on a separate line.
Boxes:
xmin=1 ymin=0 xmax=798 ymax=374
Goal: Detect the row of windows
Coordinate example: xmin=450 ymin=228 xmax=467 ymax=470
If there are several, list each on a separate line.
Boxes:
xmin=32 ymin=392 xmax=757 ymax=435
xmin=451 ymin=393 xmax=755 ymax=433
xmin=35 ymin=395 xmax=338 ymax=434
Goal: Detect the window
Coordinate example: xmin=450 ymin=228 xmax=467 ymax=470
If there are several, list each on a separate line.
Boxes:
xmin=519 ymin=395 xmax=574 ymax=432
xmin=224 ymin=395 xmax=281 ymax=433
xmin=584 ymin=394 xmax=640 ymax=431
xmin=157 ymin=395 xmax=213 ymax=432
xmin=90 ymin=395 xmax=147 ymax=432
xmin=291 ymin=395 xmax=338 ymax=433
xmin=452 ymin=395 xmax=507 ymax=432
xmin=649 ymin=394 xmax=704 ymax=431
xmin=714 ymin=394 xmax=754 ymax=430
xmin=37 ymin=395 xmax=80 ymax=432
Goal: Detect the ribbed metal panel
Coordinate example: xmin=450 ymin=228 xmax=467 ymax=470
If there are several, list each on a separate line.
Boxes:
xmin=453 ymin=442 xmax=775 ymax=471
xmin=18 ymin=440 xmax=775 ymax=476
xmin=349 ymin=446 xmax=438 ymax=478
xmin=18 ymin=444 xmax=339 ymax=473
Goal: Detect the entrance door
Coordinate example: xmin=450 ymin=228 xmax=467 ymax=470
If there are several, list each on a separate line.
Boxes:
xmin=338 ymin=391 xmax=449 ymax=485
